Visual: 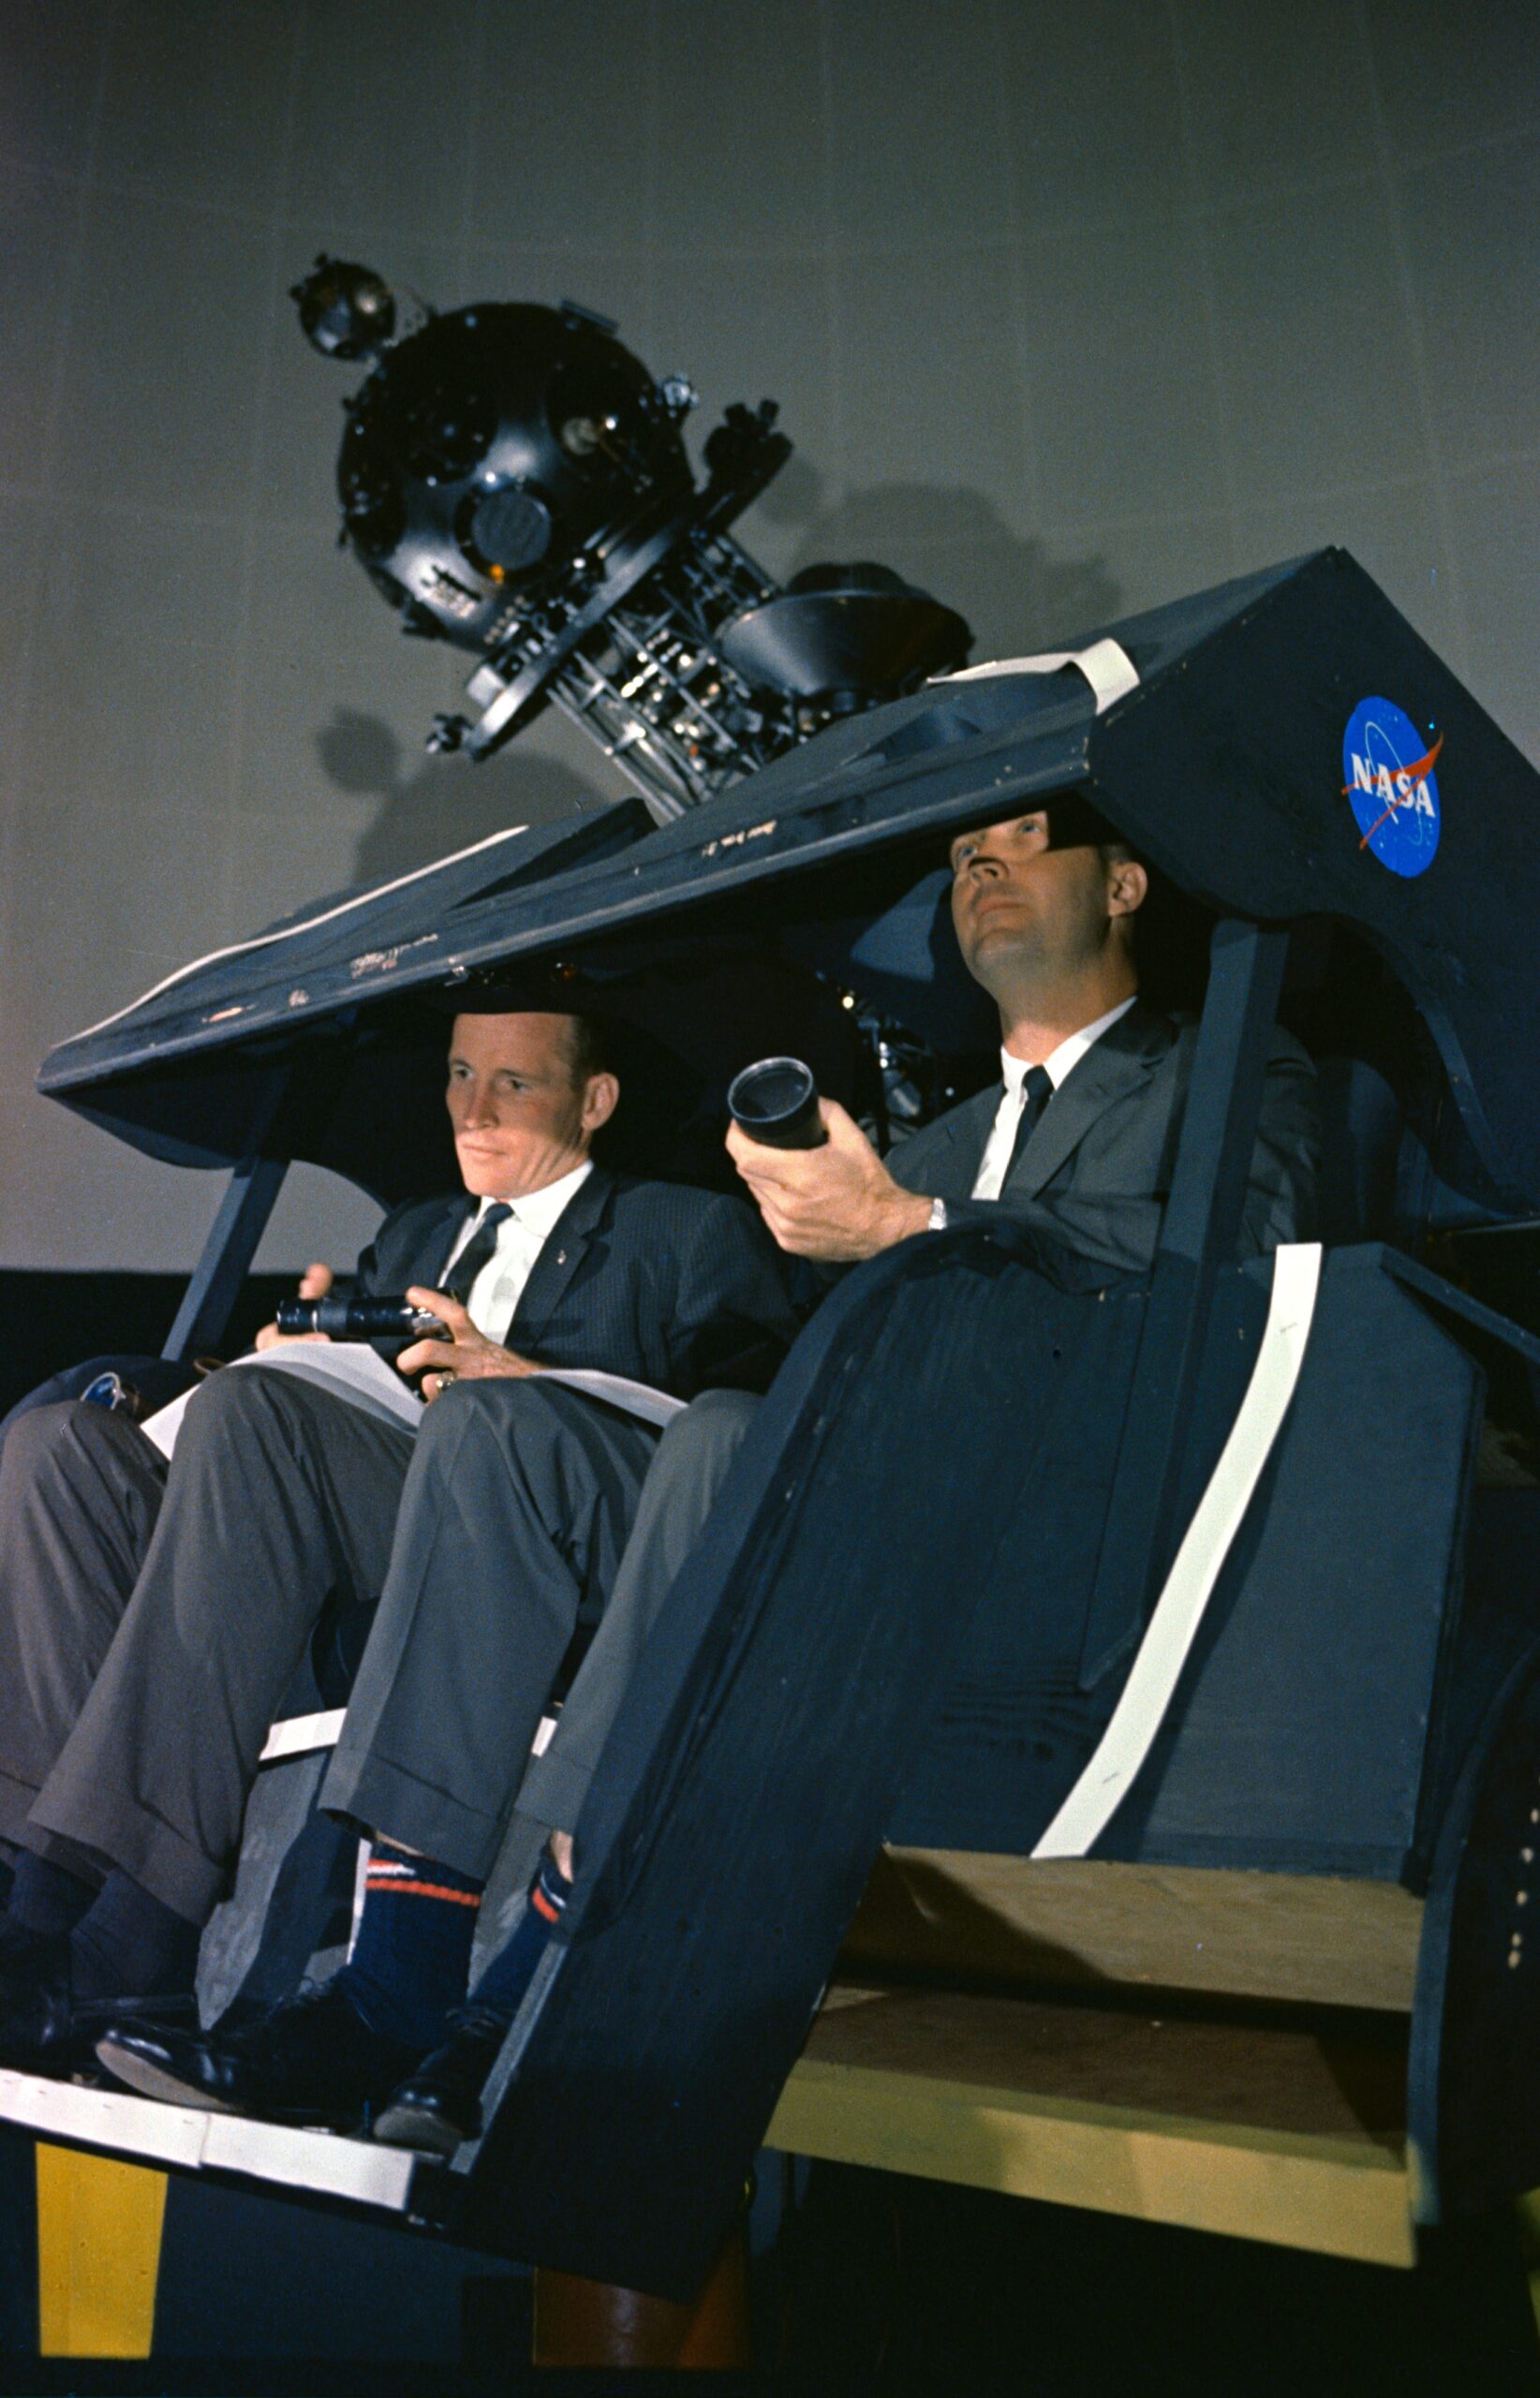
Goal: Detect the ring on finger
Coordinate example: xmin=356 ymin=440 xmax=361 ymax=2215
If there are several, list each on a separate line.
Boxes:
xmin=434 ymin=1368 xmax=456 ymax=1393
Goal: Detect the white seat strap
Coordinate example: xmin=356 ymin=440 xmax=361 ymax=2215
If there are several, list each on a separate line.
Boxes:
xmin=1032 ymin=1242 xmax=1324 ymax=1859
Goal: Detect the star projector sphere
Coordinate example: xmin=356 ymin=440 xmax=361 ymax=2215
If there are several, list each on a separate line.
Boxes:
xmin=294 ymin=260 xmax=972 ymax=821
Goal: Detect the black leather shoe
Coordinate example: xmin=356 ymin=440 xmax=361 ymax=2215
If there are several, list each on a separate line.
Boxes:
xmin=370 ymin=2002 xmax=515 ymax=2156
xmin=0 ymin=1944 xmax=197 ymax=2079
xmin=96 ymin=1980 xmax=422 ymax=2126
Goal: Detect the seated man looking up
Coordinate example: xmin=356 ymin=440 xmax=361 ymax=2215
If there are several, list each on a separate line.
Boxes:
xmin=100 ymin=798 xmax=1319 ymax=2139
xmin=0 ymin=997 xmax=800 ymax=2062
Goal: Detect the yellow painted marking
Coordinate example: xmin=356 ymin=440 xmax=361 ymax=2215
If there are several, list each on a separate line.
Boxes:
xmin=37 ymin=2144 xmax=167 ymax=2358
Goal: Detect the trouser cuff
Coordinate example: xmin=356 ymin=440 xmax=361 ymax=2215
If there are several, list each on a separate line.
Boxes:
xmin=0 ymin=1776 xmax=107 ymax=1891
xmin=24 ymin=1784 xmax=227 ymax=1924
xmin=0 ymin=1766 xmax=44 ymax=1854
xmin=320 ymin=1749 xmax=508 ymax=1884
xmin=512 ymin=1746 xmax=595 ymax=1839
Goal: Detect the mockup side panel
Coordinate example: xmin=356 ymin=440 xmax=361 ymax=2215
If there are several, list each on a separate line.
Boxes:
xmin=451 ymin=1235 xmax=1148 ymax=2298
xmin=889 ymin=1247 xmax=1482 ymax=1875
xmin=1103 ymin=1246 xmax=1483 ymax=1876
xmin=882 ymin=1263 xmax=1269 ymax=1855
xmin=1086 ymin=549 xmax=1540 ymax=1212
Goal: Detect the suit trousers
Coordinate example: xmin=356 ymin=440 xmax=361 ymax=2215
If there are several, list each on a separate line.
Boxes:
xmin=508 ymin=1388 xmax=763 ymax=1849
xmin=321 ymin=1377 xmax=662 ymax=1879
xmin=0 ymin=1399 xmax=171 ymax=1873
xmin=6 ymin=1370 xmax=658 ymax=1919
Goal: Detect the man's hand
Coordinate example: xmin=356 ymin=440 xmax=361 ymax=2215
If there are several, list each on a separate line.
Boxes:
xmin=727 ymin=1101 xmax=932 ymax=1261
xmin=397 ymin=1288 xmax=540 ymax=1399
xmin=254 ymin=1263 xmax=333 ymax=1351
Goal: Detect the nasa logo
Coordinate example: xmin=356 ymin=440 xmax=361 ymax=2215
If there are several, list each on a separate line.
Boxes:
xmin=1341 ymin=695 xmax=1443 ymax=878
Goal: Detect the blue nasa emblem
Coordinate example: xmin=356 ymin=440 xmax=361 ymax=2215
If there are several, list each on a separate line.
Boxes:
xmin=1341 ymin=695 xmax=1442 ymax=878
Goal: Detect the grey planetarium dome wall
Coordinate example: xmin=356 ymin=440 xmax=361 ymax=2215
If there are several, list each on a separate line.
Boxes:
xmin=0 ymin=0 xmax=1534 ymax=1271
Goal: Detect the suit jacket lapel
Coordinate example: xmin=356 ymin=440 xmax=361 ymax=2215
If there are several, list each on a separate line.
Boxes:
xmin=388 ymin=1199 xmax=475 ymax=1295
xmin=930 ymin=1087 xmax=1002 ymax=1201
xmin=506 ymin=1167 xmax=615 ymax=1349
xmin=1008 ymin=1001 xmax=1174 ymax=1199
xmin=419 ymin=1196 xmax=476 ymax=1289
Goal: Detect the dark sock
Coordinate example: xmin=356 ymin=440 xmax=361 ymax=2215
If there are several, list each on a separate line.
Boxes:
xmin=337 ymin=1839 xmax=484 ymax=2050
xmin=9 ymin=1854 xmax=98 ymax=1939
xmin=68 ymin=1872 xmax=201 ymax=2001
xmin=471 ymin=1853 xmax=572 ymax=2016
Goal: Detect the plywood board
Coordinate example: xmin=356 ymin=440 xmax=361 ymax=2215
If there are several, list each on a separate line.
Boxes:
xmin=842 ymin=1851 xmax=1424 ymax=2012
xmin=768 ymin=1984 xmax=1415 ymax=2267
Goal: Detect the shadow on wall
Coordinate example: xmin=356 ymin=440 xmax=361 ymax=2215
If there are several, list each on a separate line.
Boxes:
xmin=764 ymin=466 xmax=1122 ymax=661
xmin=316 ymin=713 xmax=609 ymax=885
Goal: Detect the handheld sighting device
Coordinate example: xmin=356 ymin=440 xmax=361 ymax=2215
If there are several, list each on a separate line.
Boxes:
xmin=727 ymin=1057 xmax=827 ymax=1150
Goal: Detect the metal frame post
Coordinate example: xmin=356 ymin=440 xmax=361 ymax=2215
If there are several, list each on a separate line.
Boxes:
xmin=161 ymin=1068 xmax=291 ymax=1361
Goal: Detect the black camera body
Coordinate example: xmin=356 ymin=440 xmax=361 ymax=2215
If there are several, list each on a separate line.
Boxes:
xmin=274 ymin=1295 xmax=448 ymax=1340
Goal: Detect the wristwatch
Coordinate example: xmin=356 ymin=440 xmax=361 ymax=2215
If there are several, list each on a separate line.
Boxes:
xmin=927 ymin=1197 xmax=948 ymax=1233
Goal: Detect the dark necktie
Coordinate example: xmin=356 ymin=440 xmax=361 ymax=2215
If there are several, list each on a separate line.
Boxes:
xmin=1004 ymin=1064 xmax=1055 ymax=1181
xmin=441 ymin=1202 xmax=513 ymax=1308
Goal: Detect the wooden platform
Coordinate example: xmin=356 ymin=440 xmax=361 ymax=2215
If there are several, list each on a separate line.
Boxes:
xmin=763 ymin=1853 xmax=1429 ymax=2269
xmin=841 ymin=1850 xmax=1426 ymax=2012
xmin=767 ymin=1981 xmax=1416 ymax=2267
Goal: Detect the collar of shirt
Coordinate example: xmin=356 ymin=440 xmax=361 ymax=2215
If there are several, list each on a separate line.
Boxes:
xmin=969 ymin=994 xmax=1138 ymax=1205
xmin=446 ymin=1159 xmax=594 ymax=1340
xmin=461 ymin=1158 xmax=594 ymax=1246
xmin=999 ymin=993 xmax=1137 ymax=1100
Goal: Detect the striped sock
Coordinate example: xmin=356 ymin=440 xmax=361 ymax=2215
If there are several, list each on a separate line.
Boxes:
xmin=337 ymin=1839 xmax=484 ymax=2049
xmin=471 ymin=1853 xmax=572 ymax=2016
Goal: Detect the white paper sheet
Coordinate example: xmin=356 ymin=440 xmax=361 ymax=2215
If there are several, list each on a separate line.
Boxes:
xmin=141 ymin=1341 xmax=684 ymax=1459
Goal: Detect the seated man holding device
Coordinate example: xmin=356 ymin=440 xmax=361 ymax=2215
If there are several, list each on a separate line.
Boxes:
xmin=100 ymin=793 xmax=1320 ymax=2141
xmin=0 ymin=992 xmax=800 ymax=2065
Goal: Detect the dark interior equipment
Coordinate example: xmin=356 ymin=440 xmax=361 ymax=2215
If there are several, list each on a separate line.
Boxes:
xmin=20 ymin=548 xmax=1540 ymax=2299
xmin=292 ymin=259 xmax=971 ymax=820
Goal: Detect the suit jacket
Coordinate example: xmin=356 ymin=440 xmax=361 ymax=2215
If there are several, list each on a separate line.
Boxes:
xmin=888 ymin=999 xmax=1319 ymax=1280
xmin=351 ymin=1169 xmax=802 ymax=1401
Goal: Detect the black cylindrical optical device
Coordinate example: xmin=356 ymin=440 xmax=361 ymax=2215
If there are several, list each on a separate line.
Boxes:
xmin=726 ymin=1056 xmax=826 ymax=1149
xmin=274 ymin=1295 xmax=449 ymax=1339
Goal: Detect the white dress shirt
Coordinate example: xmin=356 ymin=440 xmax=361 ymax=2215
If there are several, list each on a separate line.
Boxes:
xmin=440 ymin=1160 xmax=594 ymax=1341
xmin=970 ymin=996 xmax=1137 ymax=1202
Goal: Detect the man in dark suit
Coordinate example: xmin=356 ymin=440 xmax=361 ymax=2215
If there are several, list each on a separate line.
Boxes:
xmin=99 ymin=795 xmax=1319 ymax=2139
xmin=0 ymin=1001 xmax=799 ymax=2056
xmin=732 ymin=802 xmax=1312 ymax=1272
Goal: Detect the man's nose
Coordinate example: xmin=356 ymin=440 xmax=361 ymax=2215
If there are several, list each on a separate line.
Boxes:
xmin=458 ymin=1079 xmax=497 ymax=1127
xmin=965 ymin=844 xmax=1005 ymax=880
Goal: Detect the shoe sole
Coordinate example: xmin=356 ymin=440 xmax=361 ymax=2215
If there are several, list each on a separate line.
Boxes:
xmin=96 ymin=2035 xmax=368 ymax=2131
xmin=95 ymin=2036 xmax=242 ymax=2112
xmin=370 ymin=2099 xmax=466 ymax=2158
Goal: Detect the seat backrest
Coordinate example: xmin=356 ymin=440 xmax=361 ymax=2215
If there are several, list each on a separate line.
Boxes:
xmin=1311 ymin=1046 xmax=1526 ymax=1251
xmin=1312 ymin=1055 xmax=1406 ymax=1248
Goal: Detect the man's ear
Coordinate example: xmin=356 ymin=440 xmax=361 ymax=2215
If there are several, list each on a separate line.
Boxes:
xmin=1107 ymin=857 xmax=1148 ymax=920
xmin=581 ymin=1071 xmax=621 ymax=1134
